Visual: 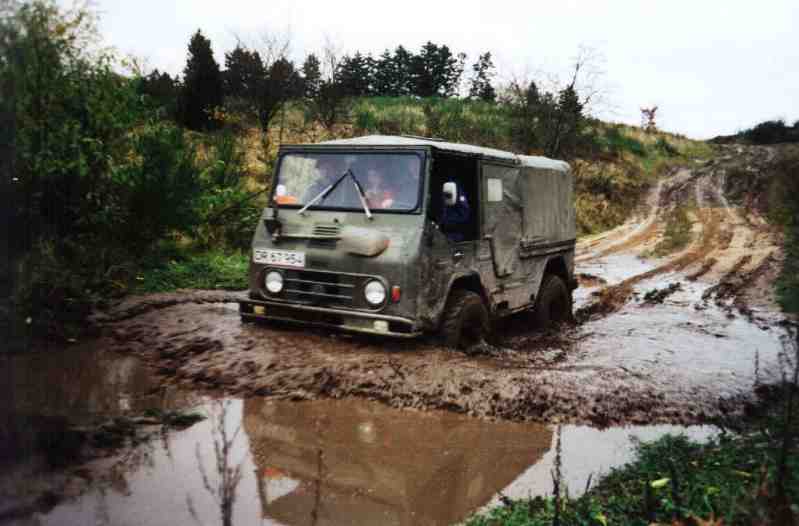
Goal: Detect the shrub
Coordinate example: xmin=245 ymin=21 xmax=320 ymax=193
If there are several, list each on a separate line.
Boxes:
xmin=195 ymin=131 xmax=264 ymax=250
xmin=745 ymin=119 xmax=796 ymax=145
xmin=110 ymin=122 xmax=203 ymax=250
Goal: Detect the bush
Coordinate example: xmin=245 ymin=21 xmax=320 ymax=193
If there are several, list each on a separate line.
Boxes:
xmin=110 ymin=123 xmax=203 ymax=250
xmin=14 ymin=240 xmax=132 ymax=338
xmin=744 ymin=119 xmax=797 ymax=145
xmin=194 ymin=132 xmax=264 ymax=250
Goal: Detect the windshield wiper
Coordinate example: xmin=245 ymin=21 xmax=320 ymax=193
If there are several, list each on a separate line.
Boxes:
xmin=298 ymin=169 xmax=372 ymax=219
xmin=349 ymin=172 xmax=373 ymax=220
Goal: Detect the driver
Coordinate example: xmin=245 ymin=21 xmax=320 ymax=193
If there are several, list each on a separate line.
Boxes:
xmin=440 ymin=181 xmax=471 ymax=242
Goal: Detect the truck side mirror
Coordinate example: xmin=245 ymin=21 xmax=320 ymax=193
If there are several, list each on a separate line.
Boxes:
xmin=443 ymin=182 xmax=457 ymax=206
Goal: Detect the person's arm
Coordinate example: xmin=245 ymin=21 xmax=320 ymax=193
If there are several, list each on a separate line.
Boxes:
xmin=447 ymin=194 xmax=471 ymax=223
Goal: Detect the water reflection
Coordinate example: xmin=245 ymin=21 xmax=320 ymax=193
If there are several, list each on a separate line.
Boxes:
xmin=243 ymin=398 xmax=553 ymax=526
xmin=1 ymin=344 xmax=195 ymax=422
xmin=5 ymin=393 xmax=714 ymax=526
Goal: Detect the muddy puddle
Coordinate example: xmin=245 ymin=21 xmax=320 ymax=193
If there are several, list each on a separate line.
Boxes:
xmin=1 ymin=347 xmax=715 ymax=526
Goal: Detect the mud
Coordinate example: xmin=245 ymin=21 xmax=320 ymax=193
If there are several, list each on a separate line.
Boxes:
xmin=83 ymin=146 xmax=794 ymax=427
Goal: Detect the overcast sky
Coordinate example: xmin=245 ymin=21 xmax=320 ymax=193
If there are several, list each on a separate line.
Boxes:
xmin=77 ymin=0 xmax=799 ymax=139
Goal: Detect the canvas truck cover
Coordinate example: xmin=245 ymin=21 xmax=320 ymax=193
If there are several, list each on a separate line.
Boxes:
xmin=518 ymin=155 xmax=575 ymax=242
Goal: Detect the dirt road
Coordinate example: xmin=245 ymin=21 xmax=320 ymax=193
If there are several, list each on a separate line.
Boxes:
xmin=103 ymin=145 xmax=793 ymax=426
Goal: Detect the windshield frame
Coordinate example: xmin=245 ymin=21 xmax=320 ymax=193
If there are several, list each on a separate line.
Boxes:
xmin=270 ymin=149 xmax=427 ymax=215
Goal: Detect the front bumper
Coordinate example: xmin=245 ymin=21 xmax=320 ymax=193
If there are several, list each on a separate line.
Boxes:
xmin=239 ymin=299 xmax=421 ymax=338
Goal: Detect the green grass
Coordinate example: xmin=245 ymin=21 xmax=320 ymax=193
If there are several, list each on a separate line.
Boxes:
xmin=133 ymin=248 xmax=248 ymax=293
xmin=466 ymin=396 xmax=799 ymax=526
xmin=350 ymin=96 xmax=514 ymax=150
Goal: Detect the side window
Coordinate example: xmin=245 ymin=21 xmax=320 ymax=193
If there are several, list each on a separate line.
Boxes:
xmin=486 ymin=178 xmax=503 ymax=202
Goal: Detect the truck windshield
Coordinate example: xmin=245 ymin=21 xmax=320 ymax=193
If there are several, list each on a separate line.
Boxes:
xmin=274 ymin=152 xmax=423 ymax=212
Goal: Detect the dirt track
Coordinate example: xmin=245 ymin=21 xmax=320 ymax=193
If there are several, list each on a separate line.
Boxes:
xmin=103 ymin=145 xmax=793 ymax=426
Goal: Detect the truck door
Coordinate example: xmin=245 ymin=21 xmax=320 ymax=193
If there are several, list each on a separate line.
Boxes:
xmin=481 ymin=163 xmax=523 ymax=279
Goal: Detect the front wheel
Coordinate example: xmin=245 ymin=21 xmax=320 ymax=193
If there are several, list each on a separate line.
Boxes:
xmin=532 ymin=275 xmax=573 ymax=329
xmin=441 ymin=290 xmax=490 ymax=349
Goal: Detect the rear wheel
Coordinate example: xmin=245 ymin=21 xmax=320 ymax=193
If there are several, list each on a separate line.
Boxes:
xmin=532 ymin=274 xmax=573 ymax=329
xmin=441 ymin=290 xmax=490 ymax=349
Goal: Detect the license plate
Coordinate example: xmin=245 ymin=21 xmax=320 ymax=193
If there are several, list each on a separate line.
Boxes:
xmin=253 ymin=249 xmax=306 ymax=268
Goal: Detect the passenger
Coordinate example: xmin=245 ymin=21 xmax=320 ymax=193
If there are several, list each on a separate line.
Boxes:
xmin=364 ymin=167 xmax=396 ymax=209
xmin=440 ymin=181 xmax=471 ymax=242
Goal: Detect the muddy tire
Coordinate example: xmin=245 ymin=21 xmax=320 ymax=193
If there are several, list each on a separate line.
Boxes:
xmin=441 ymin=290 xmax=490 ymax=349
xmin=532 ymin=274 xmax=573 ymax=329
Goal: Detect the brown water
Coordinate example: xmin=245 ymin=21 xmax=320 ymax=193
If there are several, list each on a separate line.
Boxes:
xmin=1 ymin=349 xmax=713 ymax=526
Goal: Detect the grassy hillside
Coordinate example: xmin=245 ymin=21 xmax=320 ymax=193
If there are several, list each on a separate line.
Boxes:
xmin=231 ymin=97 xmax=713 ymax=237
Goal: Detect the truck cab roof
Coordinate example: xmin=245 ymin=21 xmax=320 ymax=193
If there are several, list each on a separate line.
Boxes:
xmin=284 ymin=135 xmax=570 ymax=173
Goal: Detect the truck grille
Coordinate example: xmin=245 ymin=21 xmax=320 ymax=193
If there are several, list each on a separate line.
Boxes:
xmin=312 ymin=224 xmax=340 ymax=237
xmin=280 ymin=269 xmax=360 ymax=309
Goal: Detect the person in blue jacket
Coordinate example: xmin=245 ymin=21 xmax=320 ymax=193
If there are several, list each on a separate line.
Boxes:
xmin=440 ymin=181 xmax=471 ymax=242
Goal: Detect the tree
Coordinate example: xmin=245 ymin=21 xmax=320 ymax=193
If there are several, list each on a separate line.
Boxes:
xmin=307 ymin=79 xmax=346 ymax=131
xmin=255 ymin=57 xmax=302 ymax=132
xmin=469 ymin=52 xmax=496 ymax=102
xmin=548 ymin=84 xmax=584 ymax=157
xmin=504 ymin=46 xmax=605 ymax=158
xmin=392 ymin=45 xmax=414 ymax=95
xmin=410 ymin=42 xmax=465 ymax=98
xmin=301 ymin=53 xmax=321 ymax=99
xmin=506 ymin=80 xmax=543 ymax=153
xmin=372 ymin=49 xmax=395 ymax=96
xmin=223 ymin=45 xmax=265 ymax=101
xmin=180 ymin=30 xmax=223 ymax=130
xmin=337 ymin=52 xmax=373 ymax=97
xmin=137 ymin=69 xmax=180 ymax=120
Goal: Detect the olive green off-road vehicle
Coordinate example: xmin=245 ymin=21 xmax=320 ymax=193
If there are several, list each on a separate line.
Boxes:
xmin=239 ymin=135 xmax=576 ymax=348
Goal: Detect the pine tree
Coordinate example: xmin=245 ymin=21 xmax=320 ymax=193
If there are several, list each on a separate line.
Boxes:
xmin=391 ymin=45 xmax=414 ymax=95
xmin=337 ymin=52 xmax=373 ymax=97
xmin=468 ymin=52 xmax=496 ymax=102
xmin=411 ymin=42 xmax=464 ymax=98
xmin=180 ymin=30 xmax=223 ymax=130
xmin=372 ymin=49 xmax=395 ymax=96
xmin=301 ymin=53 xmax=322 ymax=99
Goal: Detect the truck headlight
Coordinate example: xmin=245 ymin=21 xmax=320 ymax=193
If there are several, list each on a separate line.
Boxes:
xmin=264 ymin=271 xmax=284 ymax=294
xmin=364 ymin=280 xmax=386 ymax=306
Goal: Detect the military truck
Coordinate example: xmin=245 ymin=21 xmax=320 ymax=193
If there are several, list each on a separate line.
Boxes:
xmin=239 ymin=135 xmax=576 ymax=348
